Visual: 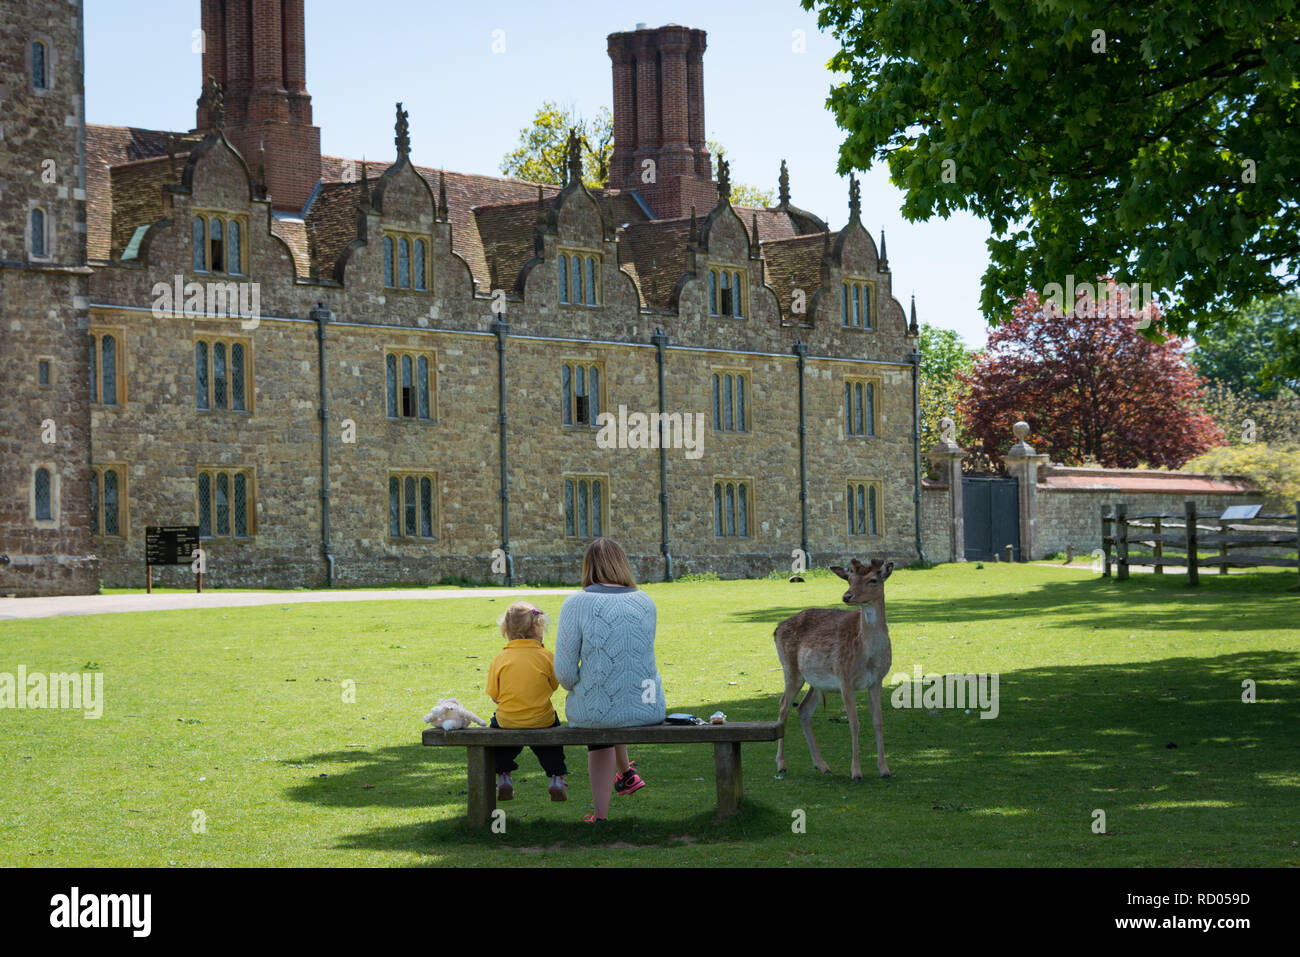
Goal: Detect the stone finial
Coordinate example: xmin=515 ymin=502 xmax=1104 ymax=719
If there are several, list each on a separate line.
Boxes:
xmin=438 ymin=169 xmax=448 ymax=221
xmin=848 ymin=174 xmax=861 ymax=223
xmin=879 ymin=227 xmax=888 ymax=269
xmin=1006 ymin=420 xmax=1036 ymax=457
xmin=717 ymin=154 xmax=731 ymax=202
xmin=909 ymin=292 xmax=918 ymax=335
xmin=750 ymin=212 xmax=760 ymax=254
xmin=566 ymin=127 xmax=583 ymax=184
xmin=823 ymin=220 xmax=831 ymax=257
xmin=778 ymin=159 xmax=790 ymax=208
xmin=394 ymin=102 xmax=410 ymax=160
xmin=207 ymin=76 xmax=224 ymax=132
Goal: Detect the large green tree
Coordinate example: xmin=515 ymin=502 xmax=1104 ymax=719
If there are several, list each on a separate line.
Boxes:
xmin=1191 ymin=293 xmax=1300 ymax=398
xmin=804 ymin=0 xmax=1300 ymax=337
xmin=500 ymin=103 xmax=613 ymax=190
xmin=918 ymin=323 xmax=975 ymax=457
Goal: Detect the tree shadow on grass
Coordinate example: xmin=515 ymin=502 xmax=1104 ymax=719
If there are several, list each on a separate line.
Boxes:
xmin=280 ymin=647 xmax=1300 ymax=863
xmin=727 ymin=571 xmax=1300 ymax=633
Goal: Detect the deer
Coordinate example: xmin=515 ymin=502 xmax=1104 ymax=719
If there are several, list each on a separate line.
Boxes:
xmin=775 ymin=557 xmax=893 ymax=781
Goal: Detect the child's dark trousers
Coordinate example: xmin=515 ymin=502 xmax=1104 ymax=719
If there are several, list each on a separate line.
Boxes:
xmin=490 ymin=714 xmax=568 ymax=776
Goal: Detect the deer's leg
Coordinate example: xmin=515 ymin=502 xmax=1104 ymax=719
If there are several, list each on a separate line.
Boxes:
xmin=840 ymin=679 xmax=862 ymax=781
xmin=775 ymin=669 xmax=803 ymax=774
xmin=869 ymin=681 xmax=890 ymax=778
xmin=797 ymin=688 xmax=831 ymax=774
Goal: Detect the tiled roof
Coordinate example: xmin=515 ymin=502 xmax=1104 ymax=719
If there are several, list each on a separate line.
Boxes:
xmin=83 ymin=130 xmax=825 ymax=303
xmin=1038 ymin=467 xmax=1257 ymax=495
xmin=761 ymin=232 xmax=832 ymax=320
xmin=107 ymin=156 xmax=181 ymax=260
xmin=617 ymin=218 xmax=694 ymax=310
xmin=86 ymin=124 xmax=195 ymax=261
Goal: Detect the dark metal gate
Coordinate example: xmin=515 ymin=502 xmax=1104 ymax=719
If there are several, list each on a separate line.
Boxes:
xmin=963 ymin=475 xmax=1020 ymax=561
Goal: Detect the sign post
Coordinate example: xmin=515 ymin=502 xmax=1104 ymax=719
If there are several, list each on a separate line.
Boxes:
xmin=145 ymin=526 xmax=202 ymax=593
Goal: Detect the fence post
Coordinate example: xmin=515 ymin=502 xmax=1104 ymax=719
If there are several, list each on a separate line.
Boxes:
xmin=1101 ymin=504 xmax=1112 ymax=577
xmin=1219 ymin=515 xmax=1229 ymax=575
xmin=1153 ymin=516 xmax=1163 ymax=575
xmin=1116 ymin=503 xmax=1129 ymax=580
xmin=1185 ymin=500 xmax=1199 ymax=586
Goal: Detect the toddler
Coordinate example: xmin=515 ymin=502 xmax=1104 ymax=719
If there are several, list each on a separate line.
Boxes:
xmin=485 ymin=602 xmax=567 ymax=801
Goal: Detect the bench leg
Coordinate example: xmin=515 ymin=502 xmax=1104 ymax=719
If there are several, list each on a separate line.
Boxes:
xmin=466 ymin=746 xmax=496 ymax=830
xmin=714 ymin=741 xmax=743 ymax=820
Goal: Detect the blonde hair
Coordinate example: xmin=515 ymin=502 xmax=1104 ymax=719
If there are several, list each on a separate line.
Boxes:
xmin=581 ymin=537 xmax=637 ymax=588
xmin=499 ymin=601 xmax=547 ymax=641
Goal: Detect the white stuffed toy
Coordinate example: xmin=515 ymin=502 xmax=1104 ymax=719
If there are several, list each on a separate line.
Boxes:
xmin=423 ymin=697 xmax=488 ymax=731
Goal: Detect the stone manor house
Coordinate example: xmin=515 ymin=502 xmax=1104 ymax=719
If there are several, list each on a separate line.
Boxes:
xmin=1 ymin=0 xmax=929 ymax=595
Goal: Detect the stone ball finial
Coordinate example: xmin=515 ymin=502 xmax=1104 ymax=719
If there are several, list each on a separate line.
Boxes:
xmin=1013 ymin=421 xmax=1030 ymax=441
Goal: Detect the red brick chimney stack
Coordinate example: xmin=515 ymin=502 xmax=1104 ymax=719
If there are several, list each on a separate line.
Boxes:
xmin=608 ymin=24 xmax=716 ymax=219
xmin=195 ymin=0 xmax=321 ymax=213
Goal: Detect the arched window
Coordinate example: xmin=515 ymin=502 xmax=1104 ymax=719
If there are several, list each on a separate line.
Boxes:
xmin=868 ymin=484 xmax=879 ymax=535
xmin=401 ymin=354 xmax=413 ymax=417
xmin=591 ymin=479 xmax=603 ymax=536
xmin=564 ymin=479 xmax=575 ymax=536
xmin=196 ymin=341 xmax=209 ymax=410
xmin=711 ymin=374 xmax=721 ymax=429
xmin=215 ymin=472 xmax=230 ymax=536
xmin=193 ymin=216 xmax=206 ymax=271
xmin=103 ymin=468 xmax=120 ymax=536
xmin=736 ymin=376 xmax=746 ymax=431
xmin=198 ymin=472 xmax=211 ymax=537
xmin=714 ymin=483 xmax=723 ymax=535
xmin=398 ymin=237 xmax=410 ymax=288
xmin=231 ymin=343 xmax=246 ymax=411
xmin=577 ymin=479 xmax=589 ymax=537
xmin=414 ymin=239 xmax=427 ymax=290
xmin=30 ymin=207 xmax=47 ymax=258
xmin=404 ymin=476 xmax=417 ymax=536
xmin=725 ymin=483 xmax=736 ymax=536
xmin=709 ymin=271 xmax=718 ymax=315
xmin=389 ymin=477 xmax=401 ymax=537
xmin=383 ymin=236 xmax=395 ymax=287
xmin=585 ymin=257 xmax=596 ymax=305
xmin=420 ymin=477 xmax=433 ymax=537
xmin=558 ymin=255 xmax=569 ymax=303
xmin=561 ymin=363 xmax=572 ymax=424
xmin=209 ymin=217 xmax=224 ymax=272
xmin=32 ymin=40 xmax=48 ymax=91
xmin=723 ymin=374 xmax=733 ymax=430
xmin=213 ymin=342 xmax=227 ymax=409
xmin=34 ymin=468 xmax=52 ymax=521
xmin=386 ymin=354 xmax=397 ymax=417
xmin=571 ymin=254 xmax=582 ymax=305
xmin=227 ymin=220 xmax=241 ymax=274
xmin=100 ymin=334 xmax=117 ymax=406
xmin=733 ymin=271 xmax=745 ymax=317
xmin=417 ymin=356 xmax=430 ymax=418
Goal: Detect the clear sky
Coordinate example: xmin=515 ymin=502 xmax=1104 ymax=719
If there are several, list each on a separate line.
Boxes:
xmin=85 ymin=0 xmax=994 ymax=347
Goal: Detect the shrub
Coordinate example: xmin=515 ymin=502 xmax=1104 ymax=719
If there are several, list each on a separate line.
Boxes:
xmin=1181 ymin=442 xmax=1300 ymax=513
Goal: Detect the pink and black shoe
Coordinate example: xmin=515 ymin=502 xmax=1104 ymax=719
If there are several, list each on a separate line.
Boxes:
xmin=614 ymin=767 xmax=646 ymax=796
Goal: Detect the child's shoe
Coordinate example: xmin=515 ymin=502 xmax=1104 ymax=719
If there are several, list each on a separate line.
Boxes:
xmin=548 ymin=775 xmax=567 ymax=802
xmin=614 ymin=767 xmax=646 ymax=796
xmin=497 ymin=772 xmax=514 ymax=801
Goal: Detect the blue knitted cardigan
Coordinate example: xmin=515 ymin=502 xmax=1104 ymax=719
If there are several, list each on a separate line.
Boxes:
xmin=553 ymin=584 xmax=666 ymax=729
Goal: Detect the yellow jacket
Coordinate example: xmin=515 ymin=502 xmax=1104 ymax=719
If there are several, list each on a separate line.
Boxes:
xmin=486 ymin=639 xmax=559 ymax=729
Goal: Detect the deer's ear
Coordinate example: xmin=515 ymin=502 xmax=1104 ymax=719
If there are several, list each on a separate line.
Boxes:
xmin=882 ymin=561 xmax=895 ymax=579
xmin=830 ymin=565 xmax=851 ymax=581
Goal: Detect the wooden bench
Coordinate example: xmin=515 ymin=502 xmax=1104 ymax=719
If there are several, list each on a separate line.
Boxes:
xmin=422 ymin=721 xmax=784 ymax=828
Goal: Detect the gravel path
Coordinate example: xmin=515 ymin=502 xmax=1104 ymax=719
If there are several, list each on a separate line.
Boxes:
xmin=0 ymin=587 xmax=578 ymax=621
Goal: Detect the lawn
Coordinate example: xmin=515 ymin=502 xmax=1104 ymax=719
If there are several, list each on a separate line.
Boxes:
xmin=1 ymin=564 xmax=1297 ymax=867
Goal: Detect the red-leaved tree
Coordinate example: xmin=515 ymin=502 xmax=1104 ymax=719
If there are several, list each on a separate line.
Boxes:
xmin=960 ymin=281 xmax=1223 ymax=468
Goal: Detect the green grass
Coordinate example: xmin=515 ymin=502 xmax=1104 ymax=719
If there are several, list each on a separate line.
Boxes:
xmin=2 ymin=564 xmax=1298 ymax=867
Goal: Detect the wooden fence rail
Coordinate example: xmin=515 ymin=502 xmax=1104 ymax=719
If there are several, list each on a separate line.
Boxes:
xmin=1101 ymin=500 xmax=1300 ymax=586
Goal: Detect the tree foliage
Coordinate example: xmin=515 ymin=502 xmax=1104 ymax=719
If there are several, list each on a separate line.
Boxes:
xmin=804 ymin=0 xmax=1300 ymax=337
xmin=1181 ymin=443 xmax=1300 ymax=513
xmin=500 ymin=103 xmax=613 ymax=189
xmin=918 ymin=323 xmax=974 ymax=457
xmin=1201 ymin=380 xmax=1300 ymax=450
xmin=959 ymin=281 xmax=1223 ymax=468
xmin=1191 ymin=292 xmax=1300 ymax=398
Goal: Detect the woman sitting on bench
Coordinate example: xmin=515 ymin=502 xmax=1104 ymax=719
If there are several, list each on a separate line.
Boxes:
xmin=554 ymin=537 xmax=665 ymax=822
